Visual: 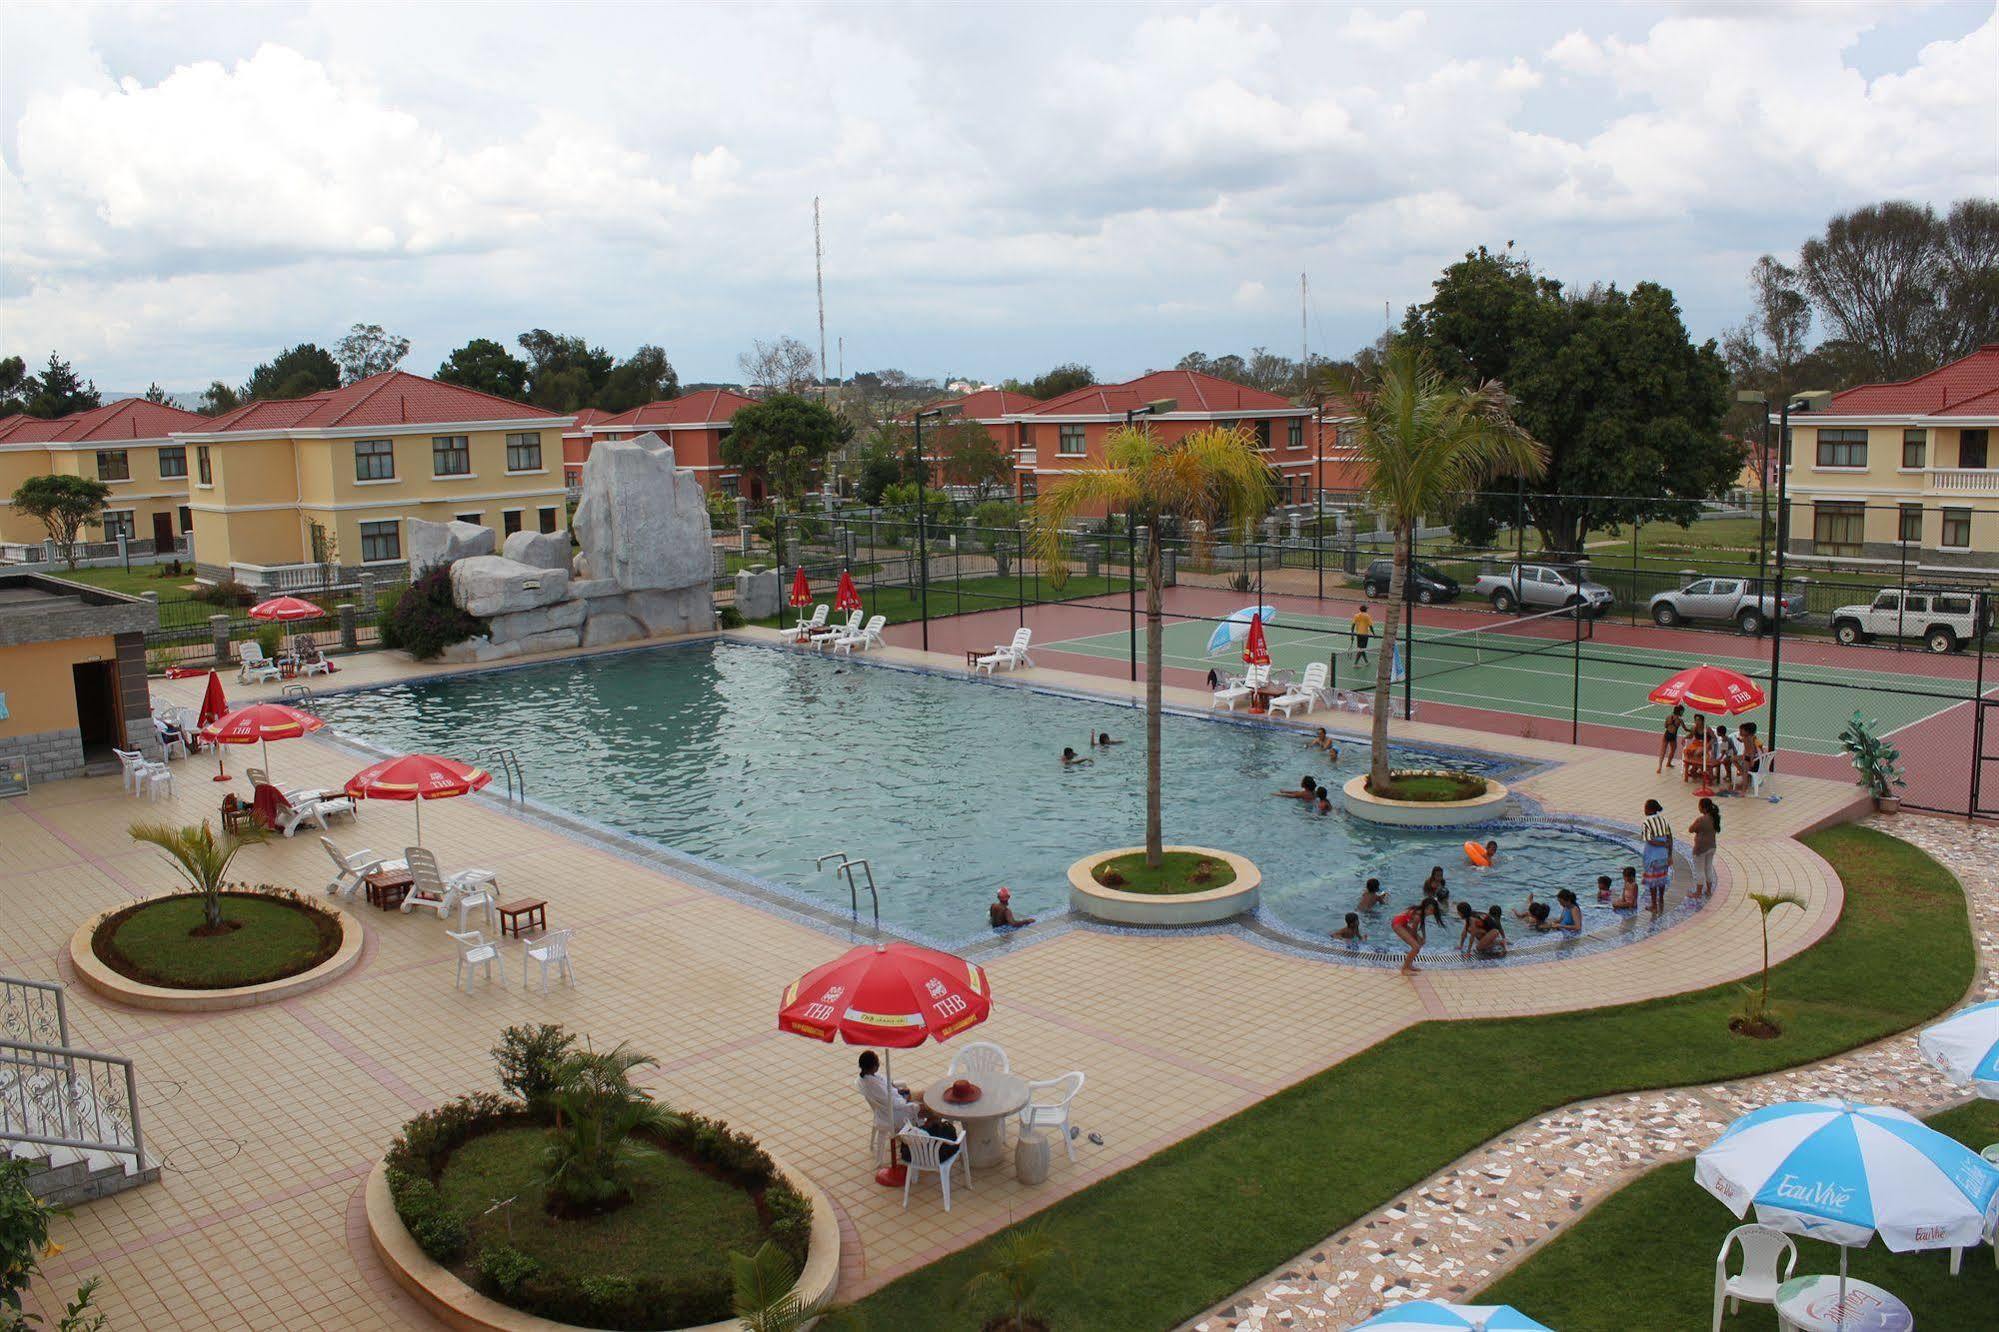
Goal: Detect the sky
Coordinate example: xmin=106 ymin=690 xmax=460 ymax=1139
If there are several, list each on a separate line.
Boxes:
xmin=2 ymin=1 xmax=1995 ymax=394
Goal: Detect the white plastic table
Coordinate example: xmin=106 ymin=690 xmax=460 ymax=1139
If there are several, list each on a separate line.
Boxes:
xmin=1774 ymin=1275 xmax=1913 ymax=1332
xmin=924 ymin=1072 xmax=1029 ymax=1170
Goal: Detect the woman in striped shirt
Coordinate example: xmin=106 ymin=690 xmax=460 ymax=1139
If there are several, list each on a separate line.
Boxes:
xmin=1640 ymin=799 xmax=1673 ymax=913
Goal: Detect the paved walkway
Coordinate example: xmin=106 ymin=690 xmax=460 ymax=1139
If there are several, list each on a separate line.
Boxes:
xmin=11 ymin=635 xmax=1872 ymax=1328
xmin=1184 ymin=814 xmax=1998 ymax=1330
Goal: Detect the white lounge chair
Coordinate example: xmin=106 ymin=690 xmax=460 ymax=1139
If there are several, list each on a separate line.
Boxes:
xmin=1713 ymin=1224 xmax=1795 ymax=1330
xmin=947 ymin=1041 xmax=1010 ymax=1079
xmin=1270 ymin=662 xmax=1332 ymax=719
xmin=238 ymin=642 xmax=281 ymax=684
xmin=810 ymin=610 xmax=862 ymax=651
xmin=897 ymin=1122 xmax=969 ymax=1211
xmin=321 ymin=839 xmax=391 ymax=898
xmin=1212 ymin=663 xmax=1271 ymax=711
xmin=401 ymin=846 xmax=498 ymax=917
xmin=792 ymin=604 xmax=829 ymax=640
xmin=974 ymin=628 xmax=1034 ymax=675
xmin=249 ymin=767 xmax=358 ymax=833
xmin=292 ymin=637 xmax=334 ymax=677
xmin=523 ymin=928 xmax=576 ymax=994
xmin=832 ymin=614 xmax=886 ymax=655
xmin=1017 ymin=1072 xmax=1086 ymax=1162
xmin=446 ymin=929 xmax=503 ymax=993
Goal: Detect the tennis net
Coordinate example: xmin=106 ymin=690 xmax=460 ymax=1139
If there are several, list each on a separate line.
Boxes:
xmin=1402 ymin=603 xmax=1596 ymax=686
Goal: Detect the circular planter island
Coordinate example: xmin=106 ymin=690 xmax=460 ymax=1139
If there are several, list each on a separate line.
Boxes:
xmin=1068 ymin=846 xmax=1260 ymax=926
xmin=71 ymin=891 xmax=361 ymax=1012
xmin=1341 ymin=770 xmax=1512 ymax=827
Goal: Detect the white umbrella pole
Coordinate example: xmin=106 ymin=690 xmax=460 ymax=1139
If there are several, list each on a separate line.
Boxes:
xmin=1837 ymin=1245 xmax=1848 ymax=1330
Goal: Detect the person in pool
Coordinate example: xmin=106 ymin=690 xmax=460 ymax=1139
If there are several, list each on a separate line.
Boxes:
xmin=1455 ymin=900 xmax=1484 ymax=952
xmin=1358 ymin=878 xmax=1388 ymax=910
xmin=1090 ymin=732 xmax=1122 ymax=747
xmin=1474 ymin=907 xmax=1508 ymax=957
xmin=1308 ymin=727 xmax=1341 ymax=759
xmin=988 ymin=887 xmax=1035 ymax=928
xmin=1595 ymin=873 xmax=1614 ymax=904
xmin=1061 ymin=747 xmax=1091 ymax=767
xmin=1314 ymin=788 xmax=1333 ymax=814
xmin=1275 ymin=776 xmax=1318 ymax=800
xmin=1514 ymin=898 xmax=1554 ymax=931
xmin=1475 ymin=839 xmax=1499 ymax=866
xmin=1389 ymin=901 xmax=1428 ymax=973
xmin=1615 ymin=865 xmax=1640 ymax=911
xmin=1551 ymin=887 xmax=1583 ymax=932
xmin=1330 ymin=912 xmax=1364 ymax=942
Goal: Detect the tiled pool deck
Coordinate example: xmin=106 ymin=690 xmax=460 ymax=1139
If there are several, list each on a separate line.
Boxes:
xmin=13 ymin=628 xmax=1877 ymax=1328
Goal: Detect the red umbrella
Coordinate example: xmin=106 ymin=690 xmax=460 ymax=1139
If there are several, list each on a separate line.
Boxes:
xmin=1648 ymin=664 xmax=1765 ymax=715
xmin=834 ymin=570 xmax=862 ymax=613
xmin=201 ymin=702 xmax=323 ymax=782
xmin=344 ymin=752 xmax=492 ymax=846
xmin=247 ymin=596 xmax=324 ymax=622
xmin=789 ymin=567 xmax=813 ymax=608
xmin=198 ymin=671 xmax=232 ymax=782
xmin=1242 ymin=612 xmax=1271 ymax=667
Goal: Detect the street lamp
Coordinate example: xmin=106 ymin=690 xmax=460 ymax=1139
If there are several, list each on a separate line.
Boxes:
xmin=1737 ymin=387 xmax=1829 ymax=768
xmin=1119 ymin=399 xmax=1177 ymax=681
xmin=912 ymin=402 xmax=960 ymax=652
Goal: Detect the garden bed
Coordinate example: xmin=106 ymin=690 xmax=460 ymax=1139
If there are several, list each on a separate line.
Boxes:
xmin=90 ymin=891 xmax=342 ymax=989
xmin=1341 ymin=772 xmax=1511 ymax=827
xmin=1069 ymin=846 xmax=1260 ymax=926
xmin=1365 ymin=770 xmax=1488 ymax=802
xmin=1090 ymin=850 xmax=1238 ymax=895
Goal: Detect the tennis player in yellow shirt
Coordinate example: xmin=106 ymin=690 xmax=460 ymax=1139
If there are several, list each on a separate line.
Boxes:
xmin=1350 ymin=603 xmax=1374 ymax=666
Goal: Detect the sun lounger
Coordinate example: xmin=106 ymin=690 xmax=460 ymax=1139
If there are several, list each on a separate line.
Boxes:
xmin=832 ymin=614 xmax=886 ymax=655
xmin=974 ymin=628 xmax=1034 ymax=675
xmin=1270 ymin=662 xmax=1332 ymax=719
xmin=1211 ymin=663 xmax=1270 ymax=711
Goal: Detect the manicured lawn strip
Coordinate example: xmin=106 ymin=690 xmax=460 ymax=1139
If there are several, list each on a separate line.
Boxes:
xmin=1370 ymin=772 xmax=1488 ymax=802
xmin=756 ymin=574 xmax=1127 ymax=630
xmin=39 ymin=564 xmax=203 ymax=597
xmin=1092 ymin=850 xmax=1237 ymax=895
xmin=97 ymin=893 xmax=339 ymax=988
xmin=848 ymin=827 xmax=1974 ymax=1330
xmin=1484 ymin=1099 xmax=1999 ymax=1328
xmin=435 ymin=1124 xmax=765 ymax=1287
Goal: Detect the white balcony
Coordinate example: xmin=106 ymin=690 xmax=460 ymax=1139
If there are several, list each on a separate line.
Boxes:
xmin=1929 ymin=468 xmax=1999 ymax=495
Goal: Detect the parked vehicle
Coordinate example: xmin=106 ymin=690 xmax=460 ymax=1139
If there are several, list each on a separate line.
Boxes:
xmin=1470 ymin=563 xmax=1615 ymax=615
xmin=1648 ymin=578 xmax=1804 ymax=635
xmin=1830 ymin=588 xmax=1990 ymax=654
xmin=1361 ymin=558 xmax=1459 ymax=604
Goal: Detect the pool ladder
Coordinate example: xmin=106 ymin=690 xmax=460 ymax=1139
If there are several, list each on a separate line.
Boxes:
xmin=815 ymin=852 xmax=882 ymax=930
xmin=484 ymin=748 xmax=526 ymax=805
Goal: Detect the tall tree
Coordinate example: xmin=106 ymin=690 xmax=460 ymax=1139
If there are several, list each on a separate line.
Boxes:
xmin=720 ymin=394 xmax=853 ymax=500
xmin=0 ymin=355 xmax=31 ymax=416
xmin=1405 ymin=247 xmax=1733 ymax=553
xmin=241 ymin=343 xmax=340 ymax=402
xmin=435 ymin=338 xmax=531 ymax=400
xmin=517 ymin=329 xmax=612 ymax=411
xmin=738 ymin=336 xmax=819 ymax=395
xmin=11 ymin=474 xmax=113 ymax=567
xmin=141 ymin=382 xmax=175 ymax=405
xmin=1022 ymin=363 xmax=1094 ymax=400
xmin=1797 ymin=201 xmax=1947 ymax=381
xmin=25 ymin=353 xmax=100 ymax=418
xmin=1176 ymin=348 xmax=1301 ymax=394
xmin=1936 ymin=198 xmax=1999 ymax=364
xmin=197 ymin=381 xmax=241 ymax=416
xmin=599 ymin=344 xmax=680 ymax=412
xmin=932 ymin=420 xmax=1012 ymax=497
xmin=1035 ymin=427 xmax=1274 ymax=867
xmin=334 ymin=323 xmax=411 ymax=383
xmin=1330 ymin=344 xmax=1545 ymax=793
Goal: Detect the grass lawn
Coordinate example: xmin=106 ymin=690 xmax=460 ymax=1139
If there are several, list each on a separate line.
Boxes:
xmin=756 ymin=573 xmax=1126 ymax=629
xmin=848 ymin=826 xmax=1975 ymax=1331
xmin=41 ymin=563 xmax=203 ymax=597
xmin=1484 ymin=1098 xmax=1999 ymax=1328
xmin=94 ymin=892 xmax=340 ymax=988
xmin=435 ymin=1124 xmax=765 ymax=1287
xmin=1092 ymin=850 xmax=1237 ymax=895
xmin=1369 ymin=772 xmax=1489 ymax=802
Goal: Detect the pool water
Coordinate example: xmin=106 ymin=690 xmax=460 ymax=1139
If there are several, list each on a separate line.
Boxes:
xmin=315 ymin=642 xmax=1649 ymax=958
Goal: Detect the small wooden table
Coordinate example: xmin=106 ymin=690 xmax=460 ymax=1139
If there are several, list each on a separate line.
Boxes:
xmin=363 ymin=868 xmax=413 ymax=911
xmin=1248 ymin=685 xmax=1284 ymax=715
xmin=923 ymin=1072 xmax=1030 ymax=1171
xmin=497 ymin=898 xmax=548 ymax=939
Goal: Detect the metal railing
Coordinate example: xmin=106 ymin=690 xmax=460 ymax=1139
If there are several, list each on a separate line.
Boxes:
xmin=1 ymin=977 xmax=145 ymax=1171
xmin=0 ymin=976 xmax=69 ymax=1051
xmin=485 ymin=748 xmax=526 ymax=805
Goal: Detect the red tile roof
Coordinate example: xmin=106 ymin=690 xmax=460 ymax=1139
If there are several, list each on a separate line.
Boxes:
xmin=563 ymin=408 xmax=616 ymax=435
xmin=1823 ymin=344 xmax=1999 ymax=417
xmin=909 ymin=389 xmax=1040 ymax=421
xmin=1021 ymin=370 xmax=1303 ymax=417
xmin=0 ymin=399 xmax=208 ymax=445
xmin=593 ymin=390 xmax=760 ymax=430
xmin=195 ymin=371 xmax=561 ymax=434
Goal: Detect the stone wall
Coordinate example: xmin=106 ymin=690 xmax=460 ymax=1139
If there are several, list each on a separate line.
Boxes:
xmin=0 ymin=726 xmax=85 ymax=785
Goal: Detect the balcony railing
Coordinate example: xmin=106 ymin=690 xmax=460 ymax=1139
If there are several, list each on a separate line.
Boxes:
xmin=1930 ymin=468 xmax=1999 ymax=495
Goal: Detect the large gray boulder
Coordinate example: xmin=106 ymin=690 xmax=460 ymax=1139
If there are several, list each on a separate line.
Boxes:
xmin=571 ymin=432 xmax=711 ymax=592
xmin=486 ymin=597 xmax=587 ymax=644
xmin=627 ymin=587 xmax=715 ymax=637
xmin=517 ymin=627 xmax=583 ymax=655
xmin=502 ymin=529 xmax=572 ymax=571
xmin=451 ymin=556 xmax=571 ymax=618
xmin=580 ymin=612 xmax=645 ymax=648
xmin=735 ymin=567 xmax=780 ymax=621
xmin=569 ymin=577 xmax=624 ymax=600
xmin=438 ymin=635 xmax=521 ymax=664
xmin=409 ymin=518 xmax=496 ymax=574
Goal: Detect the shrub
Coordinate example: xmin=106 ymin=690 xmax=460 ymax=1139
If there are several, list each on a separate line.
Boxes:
xmin=477 ymin=1244 xmax=540 ymax=1298
xmin=492 ymin=1024 xmax=575 ymax=1113
xmin=541 ymin=1043 xmax=679 ymax=1214
xmin=718 ymin=604 xmax=746 ymax=628
xmin=253 ymin=622 xmax=283 ymax=660
xmin=197 ymin=579 xmax=255 ymax=607
xmin=385 ymin=1093 xmax=519 ymax=1179
xmin=381 ymin=568 xmax=484 ymax=661
xmin=972 ymin=499 xmax=1023 ymax=531
xmin=386 ymin=1169 xmax=469 ymax=1264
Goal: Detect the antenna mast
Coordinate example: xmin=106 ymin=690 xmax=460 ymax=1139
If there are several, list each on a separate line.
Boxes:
xmin=1300 ymin=272 xmax=1309 ymax=394
xmin=814 ymin=197 xmax=828 ymax=391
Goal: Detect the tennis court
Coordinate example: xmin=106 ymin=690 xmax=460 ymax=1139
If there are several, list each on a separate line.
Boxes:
xmin=1040 ymin=604 xmax=1982 ymax=758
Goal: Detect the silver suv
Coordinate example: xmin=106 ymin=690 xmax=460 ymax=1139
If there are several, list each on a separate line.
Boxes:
xmin=1470 ymin=563 xmax=1615 ymax=616
xmin=1648 ymin=578 xmax=1803 ymax=635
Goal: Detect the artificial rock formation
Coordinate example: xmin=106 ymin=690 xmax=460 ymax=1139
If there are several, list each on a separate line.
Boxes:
xmin=501 ymin=529 xmax=572 ymax=572
xmin=571 ymin=433 xmax=712 ymax=590
xmin=450 ymin=557 xmax=571 ymax=618
xmin=408 ymin=519 xmax=496 ymax=574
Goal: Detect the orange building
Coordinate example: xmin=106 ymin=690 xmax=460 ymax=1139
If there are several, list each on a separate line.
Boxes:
xmin=561 ymin=408 xmax=616 ymax=493
xmin=588 ymin=390 xmax=762 ymax=498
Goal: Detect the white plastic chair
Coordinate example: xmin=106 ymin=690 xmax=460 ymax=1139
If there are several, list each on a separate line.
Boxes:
xmin=153 ymin=718 xmax=190 ymax=762
xmin=523 ymin=928 xmax=576 ymax=994
xmin=113 ymin=748 xmax=152 ymax=794
xmin=810 ymin=610 xmax=861 ymax=650
xmin=320 ymin=839 xmax=388 ymax=898
xmin=897 ymin=1123 xmax=969 ymax=1211
xmin=455 ymin=890 xmax=498 ymax=933
xmin=293 ymin=638 xmax=333 ymax=677
xmin=140 ymin=765 xmax=176 ymax=802
xmin=975 ymin=628 xmax=1034 ymax=675
xmin=1712 ymin=1223 xmax=1796 ymax=1331
xmin=1017 ymin=1072 xmax=1086 ymax=1161
xmin=446 ymin=929 xmax=503 ymax=993
xmin=402 ymin=847 xmax=498 ymax=917
xmin=947 ymin=1041 xmax=1010 ymax=1079
xmin=1270 ymin=662 xmax=1331 ymax=719
xmin=792 ymin=604 xmax=829 ymax=639
xmin=1211 ymin=663 xmax=1270 ymax=711
xmin=237 ymin=642 xmax=281 ymax=684
xmin=832 ymin=614 xmax=886 ymax=655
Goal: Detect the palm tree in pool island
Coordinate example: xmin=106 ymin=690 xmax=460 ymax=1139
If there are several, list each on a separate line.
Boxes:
xmin=1330 ymin=343 xmax=1546 ymax=793
xmin=1035 ymin=425 xmax=1275 ymax=868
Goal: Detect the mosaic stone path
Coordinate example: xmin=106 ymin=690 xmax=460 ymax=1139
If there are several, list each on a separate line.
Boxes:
xmin=1186 ymin=815 xmax=1999 ymax=1331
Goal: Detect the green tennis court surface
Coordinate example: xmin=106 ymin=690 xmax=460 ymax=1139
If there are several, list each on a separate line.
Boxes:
xmin=1041 ymin=609 xmax=1978 ymax=756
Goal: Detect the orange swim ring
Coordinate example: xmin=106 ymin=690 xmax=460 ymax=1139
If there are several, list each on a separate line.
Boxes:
xmin=1463 ymin=841 xmax=1492 ymax=867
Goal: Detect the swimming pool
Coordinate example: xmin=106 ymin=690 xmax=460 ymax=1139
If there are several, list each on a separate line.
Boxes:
xmin=314 ymin=641 xmax=1670 ymax=962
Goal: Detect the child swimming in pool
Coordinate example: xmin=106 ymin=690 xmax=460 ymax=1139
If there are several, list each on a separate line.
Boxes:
xmin=1358 ymin=878 xmax=1388 ymax=910
xmin=1330 ymin=912 xmax=1364 ymax=942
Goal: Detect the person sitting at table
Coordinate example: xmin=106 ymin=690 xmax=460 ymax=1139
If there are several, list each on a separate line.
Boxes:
xmin=896 ymin=1102 xmax=962 ymax=1164
xmin=988 ymin=886 xmax=1035 ymax=929
xmin=857 ymin=1051 xmax=918 ymax=1136
xmin=1274 ymin=775 xmax=1318 ymax=800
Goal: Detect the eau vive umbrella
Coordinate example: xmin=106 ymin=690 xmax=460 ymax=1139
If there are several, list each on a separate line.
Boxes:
xmin=1648 ymin=663 xmax=1765 ymax=715
xmin=1242 ymin=612 xmax=1271 ymax=667
xmin=200 ymin=702 xmax=323 ymax=783
xmin=248 ymin=595 xmax=326 ymax=660
xmin=343 ymin=752 xmax=492 ymax=847
xmin=1347 ymin=1301 xmax=1554 ymax=1331
xmin=1918 ymin=998 xmax=1999 ymax=1099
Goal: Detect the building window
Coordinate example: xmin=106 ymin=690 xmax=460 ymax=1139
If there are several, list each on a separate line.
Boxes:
xmin=355 ymin=439 xmax=395 ymax=481
xmin=196 ymin=446 xmax=212 ymax=484
xmin=1336 ymin=426 xmax=1356 ymax=451
xmin=1962 ymin=429 xmax=1990 ymax=470
xmin=719 ymin=474 xmax=740 ymax=498
xmin=1902 ymin=430 xmax=1926 ymax=469
xmin=1898 ymin=504 xmax=1922 ymax=543
xmin=96 ymin=450 xmax=130 ymax=481
xmin=1254 ymin=420 xmax=1273 ymax=450
xmin=1018 ymin=424 xmax=1033 ymax=452
xmin=564 ymin=467 xmax=582 ymax=488
xmin=1287 ymin=420 xmax=1304 ymax=450
xmin=1020 ymin=473 xmax=1038 ymax=501
xmin=1815 ymin=429 xmax=1867 ymax=469
xmin=101 ymin=510 xmax=135 ymax=540
xmin=502 ymin=510 xmax=523 ymax=537
xmin=455 ymin=512 xmax=482 ymax=526
xmin=432 ymin=435 xmax=471 ymax=476
xmin=1811 ymin=501 xmax=1865 ymax=556
xmin=1058 ymin=424 xmax=1086 ymax=456
xmin=157 ymin=446 xmax=187 ymax=478
xmin=1942 ymin=508 xmax=1972 ymax=549
xmin=359 ymin=520 xmax=401 ymax=562
xmin=178 ymin=505 xmax=192 ymax=533
xmin=505 ymin=432 xmax=543 ymax=472
xmin=538 ymin=507 xmax=558 ymax=534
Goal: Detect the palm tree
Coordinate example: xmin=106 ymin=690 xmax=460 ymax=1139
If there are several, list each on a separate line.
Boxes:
xmin=1744 ymin=889 xmax=1806 ymax=1023
xmin=128 ymin=819 xmax=264 ymax=930
xmin=728 ymin=1241 xmax=863 ymax=1332
xmin=541 ymin=1041 xmax=681 ymax=1211
xmin=957 ymin=1225 xmax=1062 ymax=1332
xmin=1328 ymin=343 xmax=1547 ymax=792
xmin=1036 ymin=426 xmax=1275 ymax=867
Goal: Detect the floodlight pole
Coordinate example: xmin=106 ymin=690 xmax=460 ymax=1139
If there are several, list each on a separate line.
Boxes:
xmin=913 ymin=405 xmax=958 ymax=652
xmin=1765 ymin=390 xmax=1828 ymax=762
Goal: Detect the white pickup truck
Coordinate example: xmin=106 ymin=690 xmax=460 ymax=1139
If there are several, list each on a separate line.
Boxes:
xmin=1647 ymin=578 xmax=1804 ymax=635
xmin=1470 ymin=563 xmax=1616 ymax=616
xmin=1830 ymin=588 xmax=1989 ymax=654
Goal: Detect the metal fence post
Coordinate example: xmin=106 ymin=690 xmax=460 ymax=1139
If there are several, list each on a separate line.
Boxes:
xmin=1973 ymin=590 xmax=1989 ymax=817
xmin=1571 ymin=597 xmax=1582 ymax=745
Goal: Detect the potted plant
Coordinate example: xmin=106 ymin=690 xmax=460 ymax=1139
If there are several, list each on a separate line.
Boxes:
xmin=1837 ymin=710 xmax=1906 ymax=813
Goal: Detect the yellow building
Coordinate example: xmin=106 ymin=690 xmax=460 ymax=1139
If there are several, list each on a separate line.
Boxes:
xmin=0 ymin=399 xmax=210 ymax=555
xmin=175 ymin=371 xmax=574 ymax=587
xmin=1784 ymin=344 xmax=1999 ymax=574
xmin=0 ymin=572 xmax=162 ymax=783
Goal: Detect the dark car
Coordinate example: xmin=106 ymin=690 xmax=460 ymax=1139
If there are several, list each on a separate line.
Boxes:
xmin=1362 ymin=558 xmax=1459 ymax=604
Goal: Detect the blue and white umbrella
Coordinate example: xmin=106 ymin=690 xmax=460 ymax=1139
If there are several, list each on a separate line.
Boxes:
xmin=1206 ymin=605 xmax=1277 ymax=655
xmin=1348 ymin=1301 xmax=1553 ymax=1331
xmin=1918 ymin=997 xmax=1999 ymax=1098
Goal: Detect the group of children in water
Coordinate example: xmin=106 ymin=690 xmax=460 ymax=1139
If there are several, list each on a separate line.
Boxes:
xmin=1330 ymin=858 xmax=1545 ymax=973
